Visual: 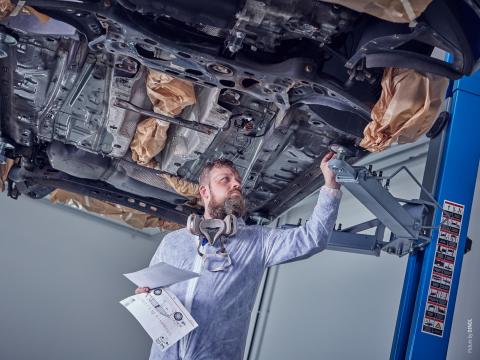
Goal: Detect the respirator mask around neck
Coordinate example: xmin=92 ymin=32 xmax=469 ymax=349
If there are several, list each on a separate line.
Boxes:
xmin=187 ymin=214 xmax=238 ymax=272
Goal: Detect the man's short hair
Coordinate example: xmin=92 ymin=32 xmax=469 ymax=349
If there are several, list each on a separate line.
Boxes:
xmin=199 ymin=159 xmax=239 ymax=185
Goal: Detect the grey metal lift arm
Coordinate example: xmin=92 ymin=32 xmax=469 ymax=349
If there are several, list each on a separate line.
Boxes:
xmin=325 ymin=155 xmax=431 ymax=257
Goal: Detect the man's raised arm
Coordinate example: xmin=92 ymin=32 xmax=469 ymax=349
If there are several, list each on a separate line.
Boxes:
xmin=261 ymin=152 xmax=342 ymax=267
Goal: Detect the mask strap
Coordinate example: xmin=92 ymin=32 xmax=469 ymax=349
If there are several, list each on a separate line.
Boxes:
xmin=203 ymin=250 xmax=232 ymax=272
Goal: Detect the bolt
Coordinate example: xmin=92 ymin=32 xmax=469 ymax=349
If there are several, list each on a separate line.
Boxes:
xmin=244 ymin=121 xmax=254 ymax=131
xmin=210 ymin=63 xmax=233 ymax=75
xmin=305 ymin=64 xmax=313 ymax=73
xmin=225 ymin=90 xmax=240 ymax=100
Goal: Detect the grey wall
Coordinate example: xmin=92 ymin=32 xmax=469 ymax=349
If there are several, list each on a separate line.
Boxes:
xmin=0 ymin=195 xmax=159 ymax=360
xmin=249 ymin=144 xmax=479 ymax=360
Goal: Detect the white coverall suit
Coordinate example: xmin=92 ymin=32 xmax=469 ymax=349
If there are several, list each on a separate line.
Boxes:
xmin=148 ymin=186 xmax=342 ymax=360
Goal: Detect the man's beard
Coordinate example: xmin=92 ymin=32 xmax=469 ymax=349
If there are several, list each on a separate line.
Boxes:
xmin=208 ymin=188 xmax=247 ymax=219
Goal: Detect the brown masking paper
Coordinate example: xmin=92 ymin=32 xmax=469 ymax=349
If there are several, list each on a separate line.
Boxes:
xmin=50 ymin=189 xmax=183 ymax=231
xmin=130 ymin=117 xmax=169 ymax=167
xmin=146 ymin=70 xmax=196 ymax=116
xmin=321 ymin=0 xmax=432 ymax=23
xmin=160 ymin=173 xmax=200 ymax=199
xmin=130 ymin=70 xmax=196 ymax=166
xmin=0 ymin=0 xmax=14 ymax=18
xmin=0 ymin=1 xmax=49 ymax=22
xmin=360 ymin=67 xmax=449 ymax=152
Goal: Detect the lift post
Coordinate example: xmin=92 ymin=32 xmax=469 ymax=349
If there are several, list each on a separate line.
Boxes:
xmin=390 ymin=70 xmax=480 ymax=359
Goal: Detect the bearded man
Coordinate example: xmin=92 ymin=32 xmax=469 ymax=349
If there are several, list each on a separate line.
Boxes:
xmin=136 ymin=152 xmax=342 ymax=360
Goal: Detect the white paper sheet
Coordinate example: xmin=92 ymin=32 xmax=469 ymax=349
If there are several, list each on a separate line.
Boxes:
xmin=120 ymin=288 xmax=198 ymax=351
xmin=123 ymin=262 xmax=199 ymax=289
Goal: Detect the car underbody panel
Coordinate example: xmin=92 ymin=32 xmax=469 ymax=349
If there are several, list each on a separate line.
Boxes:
xmin=0 ymin=0 xmax=479 ymax=224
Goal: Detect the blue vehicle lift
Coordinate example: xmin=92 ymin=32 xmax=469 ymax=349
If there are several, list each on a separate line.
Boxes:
xmin=323 ymin=68 xmax=479 ymax=359
xmin=390 ymin=69 xmax=480 ymax=359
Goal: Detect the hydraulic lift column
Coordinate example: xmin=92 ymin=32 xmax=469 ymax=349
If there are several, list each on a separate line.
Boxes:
xmin=390 ymin=69 xmax=480 ymax=359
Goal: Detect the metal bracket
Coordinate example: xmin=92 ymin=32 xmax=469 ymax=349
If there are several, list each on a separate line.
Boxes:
xmin=327 ymin=203 xmax=428 ymax=257
xmin=325 ymin=148 xmax=435 ymax=257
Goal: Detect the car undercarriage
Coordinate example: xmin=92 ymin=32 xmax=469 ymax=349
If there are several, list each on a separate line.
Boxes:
xmin=0 ymin=0 xmax=478 ymax=226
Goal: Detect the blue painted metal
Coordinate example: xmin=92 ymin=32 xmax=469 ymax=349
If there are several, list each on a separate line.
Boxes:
xmin=390 ymin=250 xmax=424 ymax=360
xmin=390 ymin=69 xmax=480 ymax=359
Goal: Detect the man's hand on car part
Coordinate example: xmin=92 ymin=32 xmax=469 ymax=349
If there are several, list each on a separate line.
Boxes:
xmin=321 ymin=152 xmax=340 ymax=190
xmin=135 ymin=287 xmax=150 ymax=294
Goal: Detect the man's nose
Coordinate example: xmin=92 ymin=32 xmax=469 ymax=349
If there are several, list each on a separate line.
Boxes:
xmin=231 ymin=179 xmax=241 ymax=189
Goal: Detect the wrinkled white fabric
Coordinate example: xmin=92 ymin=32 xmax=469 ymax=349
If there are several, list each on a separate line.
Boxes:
xmin=149 ymin=186 xmax=342 ymax=360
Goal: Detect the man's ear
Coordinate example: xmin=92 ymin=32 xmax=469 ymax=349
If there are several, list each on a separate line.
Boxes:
xmin=199 ymin=184 xmax=209 ymax=202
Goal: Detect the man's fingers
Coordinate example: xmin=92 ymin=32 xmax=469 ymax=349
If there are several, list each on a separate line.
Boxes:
xmin=135 ymin=287 xmax=150 ymax=294
xmin=322 ymin=151 xmax=335 ymax=164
